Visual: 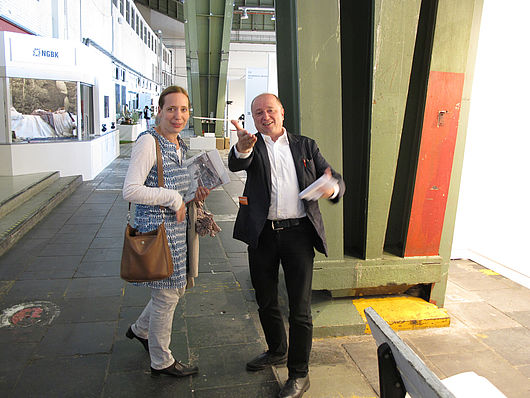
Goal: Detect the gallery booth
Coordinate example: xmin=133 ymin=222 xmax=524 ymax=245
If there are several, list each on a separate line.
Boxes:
xmin=0 ymin=31 xmax=119 ymax=180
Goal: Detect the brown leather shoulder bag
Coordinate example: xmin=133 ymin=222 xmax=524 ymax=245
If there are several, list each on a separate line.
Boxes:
xmin=120 ymin=137 xmax=174 ymax=282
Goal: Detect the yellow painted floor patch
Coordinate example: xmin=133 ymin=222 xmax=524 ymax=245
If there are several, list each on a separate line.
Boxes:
xmin=479 ymin=269 xmax=500 ymax=276
xmin=352 ymin=296 xmax=450 ymax=334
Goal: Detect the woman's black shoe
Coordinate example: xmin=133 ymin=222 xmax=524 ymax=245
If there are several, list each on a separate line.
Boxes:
xmin=126 ymin=326 xmax=149 ymax=352
xmin=151 ymin=361 xmax=199 ymax=377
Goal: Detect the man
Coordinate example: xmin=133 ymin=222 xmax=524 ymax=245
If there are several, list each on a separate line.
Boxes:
xmin=143 ymin=105 xmax=151 ymax=127
xmin=238 ymin=113 xmax=245 ymax=128
xmin=228 ymin=93 xmax=345 ymax=398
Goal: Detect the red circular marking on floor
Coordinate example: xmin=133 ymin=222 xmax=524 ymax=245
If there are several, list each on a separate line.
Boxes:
xmin=10 ymin=307 xmax=44 ymax=326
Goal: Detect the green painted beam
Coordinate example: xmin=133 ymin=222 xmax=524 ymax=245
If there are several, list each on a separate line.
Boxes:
xmin=275 ymin=0 xmax=301 ymax=136
xmin=295 ymin=0 xmax=343 ymax=258
xmin=138 ymin=0 xmax=275 ymax=33
xmin=215 ymin=0 xmax=234 ymax=136
xmin=365 ymin=0 xmax=421 ymax=260
xmin=184 ymin=0 xmax=232 ymax=136
xmin=312 ymin=257 xmax=443 ymax=292
xmin=136 ymin=0 xmax=185 ymax=22
xmin=233 ymin=0 xmax=275 ymax=31
xmin=183 ymin=0 xmax=202 ymax=136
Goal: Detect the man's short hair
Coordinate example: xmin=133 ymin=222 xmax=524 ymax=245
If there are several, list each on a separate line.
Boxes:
xmin=251 ymin=93 xmax=283 ymax=111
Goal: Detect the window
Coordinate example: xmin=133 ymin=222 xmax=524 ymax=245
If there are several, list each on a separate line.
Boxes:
xmin=140 ymin=21 xmax=143 ymax=39
xmin=144 ymin=27 xmax=147 ymax=44
xmin=9 ymin=78 xmax=78 ymax=139
xmin=136 ymin=15 xmax=139 ymax=35
xmin=104 ymin=96 xmax=110 ymax=118
xmin=112 ymin=0 xmax=117 ymax=6
xmin=126 ymin=0 xmax=130 ymax=24
xmin=120 ymin=0 xmax=124 ymax=16
xmin=131 ymin=9 xmax=135 ymax=30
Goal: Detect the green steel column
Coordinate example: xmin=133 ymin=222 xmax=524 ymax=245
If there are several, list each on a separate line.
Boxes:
xmin=365 ymin=0 xmax=422 ymax=260
xmin=184 ymin=0 xmax=202 ymax=136
xmin=302 ymin=0 xmax=482 ymax=308
xmin=275 ymin=0 xmax=301 ymax=135
xmin=215 ymin=0 xmax=233 ymax=136
xmin=184 ymin=0 xmax=233 ymax=137
xmin=295 ymin=0 xmax=344 ymax=260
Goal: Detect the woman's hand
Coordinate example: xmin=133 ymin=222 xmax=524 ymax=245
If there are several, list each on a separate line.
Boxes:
xmin=176 ymin=201 xmax=186 ymax=222
xmin=194 ymin=186 xmax=210 ymax=202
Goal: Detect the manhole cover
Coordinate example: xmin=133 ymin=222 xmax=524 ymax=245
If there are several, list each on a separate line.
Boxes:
xmin=0 ymin=301 xmax=60 ymax=328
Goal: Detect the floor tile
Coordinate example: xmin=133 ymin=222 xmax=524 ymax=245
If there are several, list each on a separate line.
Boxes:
xmin=506 ymin=310 xmax=530 ymax=328
xmin=186 ymin=314 xmax=260 ymax=348
xmin=476 ymin=327 xmax=530 ymax=366
xmin=184 ymin=290 xmax=248 ymax=316
xmin=37 ymin=321 xmax=115 ymax=355
xmin=65 ymin=276 xmax=124 ymax=298
xmin=55 ymin=296 xmax=122 ymax=323
xmin=2 ymin=279 xmax=69 ymax=303
xmin=75 ymin=261 xmax=121 ymax=278
xmin=427 ymin=349 xmax=530 ymax=398
xmin=190 ymin=343 xmax=276 ymax=390
xmin=475 ymin=287 xmax=530 ymax=312
xmin=12 ymin=355 xmax=109 ymax=397
xmin=445 ymin=301 xmax=521 ymax=330
xmin=194 ymin=381 xmax=279 ymax=398
xmin=103 ymin=369 xmax=193 ymax=398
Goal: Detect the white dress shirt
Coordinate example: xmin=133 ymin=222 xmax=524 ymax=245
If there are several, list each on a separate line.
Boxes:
xmin=234 ymin=129 xmax=306 ymax=220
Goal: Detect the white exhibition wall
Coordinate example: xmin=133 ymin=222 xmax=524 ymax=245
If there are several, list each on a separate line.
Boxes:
xmin=451 ymin=0 xmax=530 ymax=287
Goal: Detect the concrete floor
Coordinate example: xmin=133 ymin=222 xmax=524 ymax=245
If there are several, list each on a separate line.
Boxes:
xmin=0 ymin=143 xmax=528 ymax=397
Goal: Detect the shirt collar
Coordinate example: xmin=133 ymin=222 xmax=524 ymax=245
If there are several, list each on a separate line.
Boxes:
xmin=260 ymin=127 xmax=288 ymax=145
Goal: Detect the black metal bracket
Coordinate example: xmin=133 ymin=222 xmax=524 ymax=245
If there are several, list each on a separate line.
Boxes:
xmin=378 ymin=342 xmax=407 ymax=398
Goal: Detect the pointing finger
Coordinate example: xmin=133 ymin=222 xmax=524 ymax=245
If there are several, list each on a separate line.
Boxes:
xmin=231 ymin=120 xmax=244 ymax=131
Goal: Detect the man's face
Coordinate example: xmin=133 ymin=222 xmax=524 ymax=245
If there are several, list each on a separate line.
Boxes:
xmin=251 ymin=94 xmax=284 ymax=137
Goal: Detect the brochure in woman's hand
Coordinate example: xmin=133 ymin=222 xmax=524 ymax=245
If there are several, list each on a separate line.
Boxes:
xmin=183 ymin=150 xmax=230 ymax=203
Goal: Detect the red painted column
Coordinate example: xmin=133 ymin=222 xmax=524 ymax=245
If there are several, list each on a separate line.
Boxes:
xmin=404 ymin=71 xmax=465 ymax=257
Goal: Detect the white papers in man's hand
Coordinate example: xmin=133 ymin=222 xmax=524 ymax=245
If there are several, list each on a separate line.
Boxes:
xmin=298 ymin=173 xmax=338 ymax=201
xmin=183 ymin=150 xmax=230 ymax=202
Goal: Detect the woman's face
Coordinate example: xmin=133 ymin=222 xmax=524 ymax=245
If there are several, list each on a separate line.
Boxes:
xmin=158 ymin=92 xmax=189 ymax=136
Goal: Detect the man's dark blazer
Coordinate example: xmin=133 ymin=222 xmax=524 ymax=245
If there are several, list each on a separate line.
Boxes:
xmin=228 ymin=131 xmax=345 ymax=256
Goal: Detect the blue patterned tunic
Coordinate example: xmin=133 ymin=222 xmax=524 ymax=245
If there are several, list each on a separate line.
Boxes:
xmin=133 ymin=129 xmax=190 ymax=289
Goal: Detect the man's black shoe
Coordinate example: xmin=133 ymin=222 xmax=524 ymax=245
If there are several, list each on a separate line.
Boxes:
xmin=151 ymin=361 xmax=199 ymax=377
xmin=126 ymin=326 xmax=149 ymax=352
xmin=246 ymin=351 xmax=287 ymax=371
xmin=278 ymin=375 xmax=310 ymax=398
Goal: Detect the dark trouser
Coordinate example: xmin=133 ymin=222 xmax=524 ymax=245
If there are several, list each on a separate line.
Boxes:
xmin=248 ymin=218 xmax=315 ymax=378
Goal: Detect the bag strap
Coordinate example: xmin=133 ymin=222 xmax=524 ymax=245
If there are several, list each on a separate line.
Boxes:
xmin=154 ymin=136 xmax=164 ymax=188
xmin=128 ymin=134 xmax=165 ymax=221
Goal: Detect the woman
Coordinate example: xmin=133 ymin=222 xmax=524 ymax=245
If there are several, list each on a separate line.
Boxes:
xmin=122 ymin=86 xmax=209 ymax=377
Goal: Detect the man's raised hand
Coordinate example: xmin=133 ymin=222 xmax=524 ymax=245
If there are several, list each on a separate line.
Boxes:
xmin=231 ymin=119 xmax=257 ymax=153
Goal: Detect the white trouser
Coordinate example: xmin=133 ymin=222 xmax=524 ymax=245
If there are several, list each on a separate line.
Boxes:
xmin=131 ymin=287 xmax=185 ymax=370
